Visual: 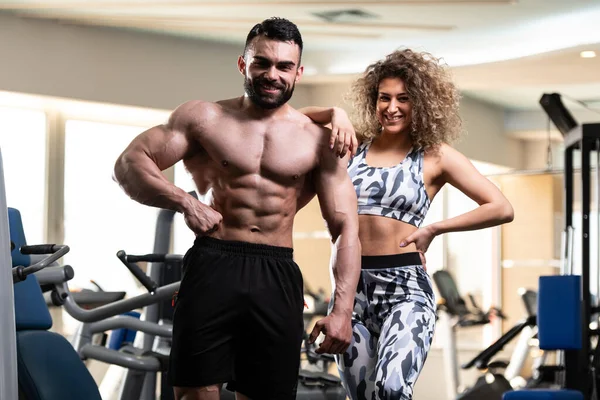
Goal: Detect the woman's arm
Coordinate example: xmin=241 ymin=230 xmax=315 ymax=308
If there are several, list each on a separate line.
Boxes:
xmin=299 ymin=106 xmax=358 ymax=157
xmin=429 ymin=144 xmax=514 ymax=236
xmin=298 ymin=106 xmax=336 ymax=126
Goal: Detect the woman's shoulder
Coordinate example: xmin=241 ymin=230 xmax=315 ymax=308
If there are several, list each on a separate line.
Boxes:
xmin=423 ymin=142 xmax=453 ymax=158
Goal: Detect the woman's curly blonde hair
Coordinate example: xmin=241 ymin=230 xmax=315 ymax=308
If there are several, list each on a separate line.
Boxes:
xmin=346 ymin=48 xmax=463 ymax=150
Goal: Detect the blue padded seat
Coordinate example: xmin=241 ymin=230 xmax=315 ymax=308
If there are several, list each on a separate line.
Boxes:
xmin=538 ymin=275 xmax=582 ymax=350
xmin=503 ymin=389 xmax=584 ymax=400
xmin=16 ymin=330 xmax=101 ymax=400
xmin=8 ymin=207 xmax=102 ymax=400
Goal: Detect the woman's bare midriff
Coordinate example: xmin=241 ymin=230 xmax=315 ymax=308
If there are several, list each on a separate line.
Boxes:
xmin=358 ymin=215 xmax=419 ymax=256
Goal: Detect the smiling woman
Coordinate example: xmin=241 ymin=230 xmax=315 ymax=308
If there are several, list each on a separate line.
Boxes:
xmin=300 ymin=47 xmax=514 ymax=400
xmin=348 ymin=48 xmax=461 ymax=149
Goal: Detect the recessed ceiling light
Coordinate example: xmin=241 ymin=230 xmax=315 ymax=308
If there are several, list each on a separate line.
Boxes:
xmin=580 ymin=50 xmax=597 ymax=58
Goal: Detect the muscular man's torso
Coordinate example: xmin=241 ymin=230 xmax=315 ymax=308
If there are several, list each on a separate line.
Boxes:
xmin=183 ymin=98 xmax=327 ymax=247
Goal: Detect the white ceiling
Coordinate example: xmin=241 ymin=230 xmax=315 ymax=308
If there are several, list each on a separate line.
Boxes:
xmin=2 ymin=0 xmax=600 ymax=110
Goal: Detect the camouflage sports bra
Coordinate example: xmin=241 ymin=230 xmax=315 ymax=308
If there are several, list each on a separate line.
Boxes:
xmin=347 ymin=141 xmax=430 ymax=227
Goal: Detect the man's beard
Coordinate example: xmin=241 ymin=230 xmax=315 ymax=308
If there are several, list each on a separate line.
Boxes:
xmin=244 ymin=77 xmax=295 ymax=110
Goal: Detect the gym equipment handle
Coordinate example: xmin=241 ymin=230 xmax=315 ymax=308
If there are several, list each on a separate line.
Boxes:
xmin=461 ymin=315 xmax=536 ymax=370
xmin=20 ymin=244 xmax=61 ymax=255
xmin=125 ymin=253 xmax=183 ymax=264
xmin=13 ymin=244 xmax=70 ymax=284
xmin=116 ymin=250 xmax=159 ymax=293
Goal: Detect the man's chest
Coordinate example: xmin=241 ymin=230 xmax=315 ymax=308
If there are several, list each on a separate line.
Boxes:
xmin=199 ymin=124 xmax=320 ymax=180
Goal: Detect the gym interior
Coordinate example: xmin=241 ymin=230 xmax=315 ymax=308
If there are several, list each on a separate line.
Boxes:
xmin=2 ymin=1 xmax=600 ymax=400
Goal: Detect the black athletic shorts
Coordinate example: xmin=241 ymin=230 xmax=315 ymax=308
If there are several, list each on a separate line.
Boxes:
xmin=168 ymin=236 xmax=305 ymax=400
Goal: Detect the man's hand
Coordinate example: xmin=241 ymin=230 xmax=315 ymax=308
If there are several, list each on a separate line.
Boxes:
xmin=329 ymin=107 xmax=358 ymax=158
xmin=308 ymin=312 xmax=352 ymax=354
xmin=183 ymin=200 xmax=223 ymax=235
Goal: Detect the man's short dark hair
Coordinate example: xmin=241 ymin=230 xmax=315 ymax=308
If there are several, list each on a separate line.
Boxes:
xmin=244 ymin=17 xmax=303 ymax=60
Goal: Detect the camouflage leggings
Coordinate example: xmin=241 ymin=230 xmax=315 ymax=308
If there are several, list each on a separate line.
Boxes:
xmin=335 ymin=253 xmax=436 ymax=400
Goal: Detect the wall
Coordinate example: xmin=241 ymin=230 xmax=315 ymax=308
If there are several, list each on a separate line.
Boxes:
xmin=457 ymin=96 xmax=523 ymax=169
xmin=506 ymin=107 xmax=600 ymax=170
xmin=506 ymin=108 xmax=600 ymax=135
xmin=306 ymin=81 xmax=524 ymax=169
xmin=0 ymin=13 xmax=312 ymax=111
xmin=0 ymin=12 xmax=523 ymax=170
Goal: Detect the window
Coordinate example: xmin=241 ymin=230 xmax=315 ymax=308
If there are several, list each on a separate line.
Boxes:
xmin=0 ymin=106 xmax=47 ymax=245
xmin=63 ymin=120 xmax=158 ymax=294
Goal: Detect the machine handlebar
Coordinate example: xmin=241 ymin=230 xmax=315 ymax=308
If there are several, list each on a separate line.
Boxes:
xmin=13 ymin=244 xmax=70 ymax=284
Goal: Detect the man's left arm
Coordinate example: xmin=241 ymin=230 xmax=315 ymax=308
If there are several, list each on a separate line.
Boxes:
xmin=308 ymin=134 xmax=361 ymax=354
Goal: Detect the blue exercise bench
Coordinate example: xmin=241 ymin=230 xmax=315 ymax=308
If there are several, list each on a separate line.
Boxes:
xmin=9 ymin=207 xmax=102 ymax=400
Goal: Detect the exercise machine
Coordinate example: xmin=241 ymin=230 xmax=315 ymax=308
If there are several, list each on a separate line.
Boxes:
xmin=433 ymin=269 xmax=508 ymax=399
xmin=8 ymin=205 xmax=181 ymax=400
xmin=455 ymin=289 xmax=548 ymax=400
xmin=502 ymin=93 xmax=600 ymax=400
xmin=137 ymin=195 xmax=196 ymax=400
xmin=51 ymin=250 xmax=181 ymax=399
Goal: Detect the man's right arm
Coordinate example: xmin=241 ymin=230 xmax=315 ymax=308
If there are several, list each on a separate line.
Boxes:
xmin=113 ymin=101 xmax=199 ymax=213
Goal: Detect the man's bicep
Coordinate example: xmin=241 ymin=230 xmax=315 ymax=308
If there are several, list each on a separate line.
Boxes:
xmin=122 ymin=102 xmax=201 ymax=171
xmin=136 ymin=124 xmax=195 ymax=170
xmin=314 ymin=155 xmax=357 ymax=239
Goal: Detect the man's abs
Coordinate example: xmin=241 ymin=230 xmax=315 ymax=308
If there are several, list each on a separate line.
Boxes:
xmin=184 ymin=155 xmax=308 ymax=247
xmin=182 ymin=107 xmax=323 ymax=246
xmin=209 ymin=178 xmax=300 ymax=247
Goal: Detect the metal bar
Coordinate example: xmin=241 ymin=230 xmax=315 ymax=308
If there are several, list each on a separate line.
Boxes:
xmin=567 ymin=226 xmax=575 ymax=275
xmin=565 ymin=137 xmax=592 ymax=398
xmin=562 ymin=135 xmax=575 ymax=387
xmin=80 ymin=345 xmax=161 ymax=372
xmin=0 ymin=151 xmax=18 ymax=400
xmin=566 ymin=147 xmax=574 ymax=229
xmin=141 ymin=207 xmax=176 ymax=400
xmin=119 ymin=369 xmax=147 ymax=400
xmin=580 ymin=137 xmax=592 ymax=398
xmin=57 ymin=281 xmax=179 ymax=323
xmin=86 ymin=315 xmax=172 ymax=338
xmin=33 ymin=264 xmax=74 ymax=285
xmin=596 ymin=139 xmax=599 ymax=309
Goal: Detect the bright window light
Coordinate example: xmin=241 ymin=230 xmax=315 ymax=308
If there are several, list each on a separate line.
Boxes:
xmin=0 ymin=106 xmax=47 ymax=244
xmin=63 ymin=120 xmax=158 ymax=294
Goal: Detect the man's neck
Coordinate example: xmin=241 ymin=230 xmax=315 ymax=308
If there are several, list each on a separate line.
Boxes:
xmin=240 ymin=95 xmax=290 ymax=119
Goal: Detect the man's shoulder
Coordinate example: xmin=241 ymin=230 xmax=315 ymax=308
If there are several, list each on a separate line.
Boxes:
xmin=173 ymin=99 xmax=224 ymax=121
xmin=290 ymin=109 xmax=331 ymax=140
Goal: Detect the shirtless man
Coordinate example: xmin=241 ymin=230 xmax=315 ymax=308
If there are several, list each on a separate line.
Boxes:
xmin=113 ymin=17 xmax=361 ymax=400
